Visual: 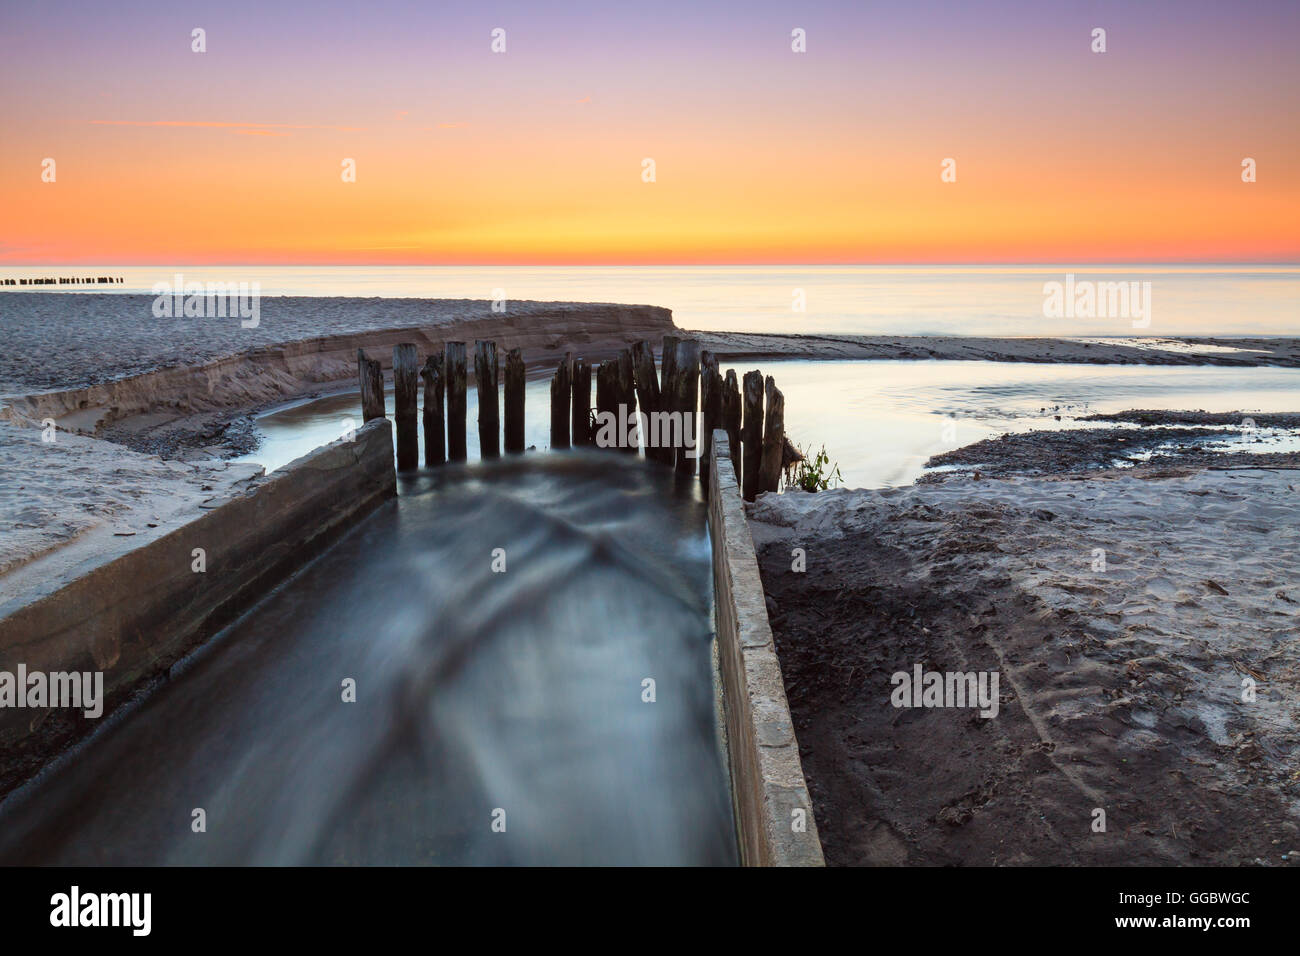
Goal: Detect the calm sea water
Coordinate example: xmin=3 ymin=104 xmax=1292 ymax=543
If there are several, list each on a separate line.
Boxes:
xmin=2 ymin=265 xmax=1296 ymax=337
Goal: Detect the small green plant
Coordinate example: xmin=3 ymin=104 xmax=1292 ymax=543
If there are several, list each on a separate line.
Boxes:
xmin=784 ymin=444 xmax=842 ymax=492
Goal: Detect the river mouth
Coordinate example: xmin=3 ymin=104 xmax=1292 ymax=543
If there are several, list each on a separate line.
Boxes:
xmin=0 ymin=453 xmax=736 ymax=866
xmin=237 ymin=359 xmax=1300 ymax=488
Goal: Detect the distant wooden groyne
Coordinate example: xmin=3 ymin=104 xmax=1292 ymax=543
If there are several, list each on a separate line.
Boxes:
xmin=2 ymin=276 xmax=125 ymax=286
xmin=359 ymin=336 xmax=793 ymax=499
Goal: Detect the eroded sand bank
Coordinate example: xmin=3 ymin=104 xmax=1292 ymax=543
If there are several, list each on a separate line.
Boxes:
xmin=749 ymin=465 xmax=1300 ymax=865
xmin=0 ymin=296 xmax=673 ymax=581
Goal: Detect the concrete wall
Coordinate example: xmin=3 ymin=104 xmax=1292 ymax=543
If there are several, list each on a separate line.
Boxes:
xmin=0 ymin=419 xmax=396 ymax=795
xmin=709 ymin=430 xmax=824 ymax=866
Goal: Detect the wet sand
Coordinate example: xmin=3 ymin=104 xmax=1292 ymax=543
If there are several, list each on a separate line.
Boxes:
xmin=749 ymin=461 xmax=1300 ymax=866
xmin=693 ymin=330 xmax=1300 ymax=368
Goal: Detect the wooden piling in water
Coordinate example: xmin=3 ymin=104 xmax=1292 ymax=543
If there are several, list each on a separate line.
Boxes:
xmin=758 ymin=376 xmax=785 ymax=494
xmin=357 ymin=349 xmax=385 ymax=423
xmin=572 ymin=358 xmax=591 ymax=446
xmin=594 ymin=362 xmax=617 ymax=449
xmin=741 ymin=370 xmax=764 ymax=501
xmin=661 ymin=334 xmax=680 ymax=398
xmin=475 ymin=341 xmax=500 ymax=459
xmin=674 ymin=340 xmax=701 ymax=474
xmin=700 ymin=351 xmax=721 ymax=488
xmin=504 ymin=347 xmax=525 ymax=454
xmin=393 ymin=343 xmax=420 ymax=471
xmin=446 ymin=342 xmax=468 ymax=462
xmin=723 ymin=369 xmax=742 ymax=480
xmin=550 ymin=355 xmax=571 ymax=450
xmin=420 ymin=353 xmax=445 ymax=466
xmin=615 ymin=349 xmax=638 ymax=454
xmin=631 ymin=341 xmax=665 ymax=462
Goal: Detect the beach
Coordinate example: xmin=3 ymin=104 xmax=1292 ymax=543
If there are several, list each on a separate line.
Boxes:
xmin=2 ymin=295 xmax=1297 ymax=588
xmin=2 ymin=295 xmax=1298 ymax=868
xmin=749 ymin=460 xmax=1300 ymax=865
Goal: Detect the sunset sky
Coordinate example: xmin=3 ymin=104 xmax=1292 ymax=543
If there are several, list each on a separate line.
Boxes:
xmin=2 ymin=0 xmax=1297 ymax=264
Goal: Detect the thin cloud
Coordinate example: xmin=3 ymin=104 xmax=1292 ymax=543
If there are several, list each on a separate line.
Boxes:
xmin=91 ymin=120 xmax=364 ymax=132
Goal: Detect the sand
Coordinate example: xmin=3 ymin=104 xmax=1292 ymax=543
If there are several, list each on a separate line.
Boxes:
xmin=692 ymin=330 xmax=1300 ymax=368
xmin=0 ymin=420 xmax=263 ymax=586
xmin=0 ymin=293 xmax=671 ymax=395
xmin=748 ymin=465 xmax=1300 ymax=866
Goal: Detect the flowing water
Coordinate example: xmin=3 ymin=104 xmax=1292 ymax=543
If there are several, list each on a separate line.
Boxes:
xmin=0 ymin=454 xmax=736 ymax=865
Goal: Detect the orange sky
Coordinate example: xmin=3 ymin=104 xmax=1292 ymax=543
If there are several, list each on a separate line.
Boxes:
xmin=2 ymin=1 xmax=1297 ymax=264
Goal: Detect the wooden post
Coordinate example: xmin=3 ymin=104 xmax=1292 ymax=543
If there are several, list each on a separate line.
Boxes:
xmin=504 ymin=347 xmax=525 ymax=454
xmin=594 ymin=362 xmax=615 ymax=450
xmin=475 ymin=341 xmax=500 ymax=459
xmin=571 ymin=358 xmax=591 ymax=446
xmin=420 ymin=353 xmax=445 ymax=466
xmin=723 ymin=369 xmax=742 ymax=480
xmin=615 ymin=349 xmax=638 ymax=454
xmin=674 ymin=340 xmax=700 ymax=474
xmin=393 ymin=343 xmax=419 ymax=471
xmin=357 ymin=349 xmax=385 ymax=423
xmin=631 ymin=341 xmax=665 ymax=462
xmin=758 ymin=376 xmax=785 ymax=494
xmin=446 ymin=342 xmax=468 ymax=462
xmin=700 ymin=351 xmax=721 ymax=488
xmin=550 ymin=356 xmax=571 ymax=450
xmin=660 ymin=334 xmax=680 ymax=398
xmin=741 ymin=370 xmax=764 ymax=501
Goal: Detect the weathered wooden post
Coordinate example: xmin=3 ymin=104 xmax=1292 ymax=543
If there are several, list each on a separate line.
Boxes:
xmin=723 ymin=369 xmax=742 ymax=480
xmin=572 ymin=358 xmax=591 ymax=446
xmin=420 ymin=353 xmax=445 ymax=466
xmin=504 ymin=347 xmax=525 ymax=454
xmin=615 ymin=349 xmax=638 ymax=454
xmin=631 ymin=341 xmax=664 ymax=462
xmin=741 ymin=370 xmax=764 ymax=501
xmin=550 ymin=355 xmax=571 ymax=450
xmin=758 ymin=376 xmax=785 ymax=494
xmin=446 ymin=342 xmax=468 ymax=462
xmin=475 ymin=341 xmax=500 ymax=459
xmin=357 ymin=349 xmax=385 ymax=423
xmin=393 ymin=343 xmax=420 ymax=471
xmin=660 ymin=334 xmax=680 ymax=397
xmin=674 ymin=340 xmax=701 ymax=474
xmin=700 ymin=351 xmax=721 ymax=488
xmin=594 ymin=362 xmax=617 ymax=450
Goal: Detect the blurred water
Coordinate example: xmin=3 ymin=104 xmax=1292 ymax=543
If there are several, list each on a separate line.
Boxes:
xmin=0 ymin=454 xmax=736 ymax=865
xmin=3 ymin=264 xmax=1296 ymax=336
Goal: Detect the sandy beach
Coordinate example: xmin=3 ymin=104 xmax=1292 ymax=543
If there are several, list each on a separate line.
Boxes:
xmin=749 ymin=461 xmax=1300 ymax=865
xmin=3 ymin=295 xmax=1298 ymax=609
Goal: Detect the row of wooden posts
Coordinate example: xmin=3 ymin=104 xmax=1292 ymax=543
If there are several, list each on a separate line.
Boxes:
xmin=3 ymin=276 xmax=125 ymax=285
xmin=357 ymin=335 xmax=789 ymax=501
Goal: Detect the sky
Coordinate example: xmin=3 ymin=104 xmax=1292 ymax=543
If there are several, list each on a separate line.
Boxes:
xmin=1 ymin=0 xmax=1298 ymax=264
